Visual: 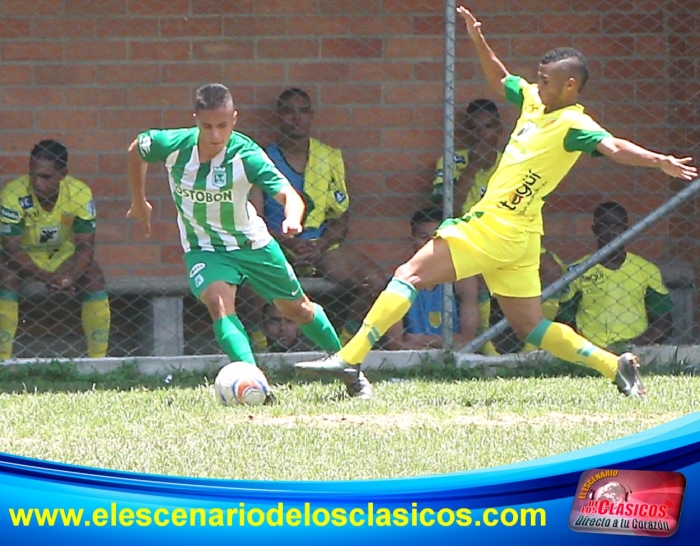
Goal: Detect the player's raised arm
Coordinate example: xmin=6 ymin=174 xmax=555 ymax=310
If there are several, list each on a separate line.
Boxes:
xmin=126 ymin=137 xmax=153 ymax=236
xmin=457 ymin=6 xmax=509 ymax=97
xmin=595 ymin=137 xmax=698 ymax=181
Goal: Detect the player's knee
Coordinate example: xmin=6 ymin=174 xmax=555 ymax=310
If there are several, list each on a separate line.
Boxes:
xmin=275 ymin=298 xmax=314 ymax=324
xmin=393 ymin=262 xmax=414 ymax=283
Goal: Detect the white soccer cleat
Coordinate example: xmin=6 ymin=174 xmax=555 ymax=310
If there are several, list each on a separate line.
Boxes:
xmin=614 ymin=352 xmax=647 ymax=398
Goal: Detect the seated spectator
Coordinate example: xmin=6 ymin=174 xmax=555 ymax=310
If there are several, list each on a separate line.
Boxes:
xmin=386 ymin=207 xmax=479 ymax=350
xmin=556 ymin=201 xmax=673 ymax=352
xmin=261 ymin=303 xmax=313 ymax=353
xmin=430 ymin=98 xmax=503 ymax=215
xmin=249 ymin=87 xmax=386 ymax=348
xmin=0 ymin=140 xmax=110 ymax=359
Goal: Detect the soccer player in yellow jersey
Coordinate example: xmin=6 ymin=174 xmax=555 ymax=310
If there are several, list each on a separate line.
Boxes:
xmin=295 ymin=7 xmax=698 ymax=399
xmin=0 ymin=140 xmax=110 ymax=359
xmin=557 ymin=202 xmax=673 ymax=352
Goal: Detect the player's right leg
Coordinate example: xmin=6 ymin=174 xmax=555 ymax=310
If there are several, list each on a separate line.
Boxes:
xmin=294 ymin=234 xmax=459 ymax=378
xmin=295 ymin=211 xmax=525 ymax=378
xmin=184 ymin=252 xmax=256 ymax=366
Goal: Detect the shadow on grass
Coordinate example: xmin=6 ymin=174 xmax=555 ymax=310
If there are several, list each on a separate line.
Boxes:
xmin=0 ymin=353 xmax=697 ymax=395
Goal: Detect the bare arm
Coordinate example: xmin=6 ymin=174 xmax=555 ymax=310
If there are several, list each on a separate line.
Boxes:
xmin=596 ymin=137 xmax=697 ymax=180
xmin=50 ymin=232 xmax=96 ymax=290
xmin=0 ymin=234 xmax=53 ymax=283
xmin=126 ymin=138 xmax=153 ymax=236
xmin=457 ymin=7 xmax=509 ymax=97
xmin=272 ymin=185 xmax=305 ymax=236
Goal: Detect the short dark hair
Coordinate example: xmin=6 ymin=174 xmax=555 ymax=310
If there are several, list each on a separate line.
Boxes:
xmin=194 ymin=83 xmax=233 ymax=111
xmin=540 ymin=47 xmax=589 ymax=91
xmin=466 ymin=98 xmax=500 ymax=118
xmin=411 ymin=207 xmax=444 ymax=232
xmin=277 ymin=87 xmax=311 ymax=110
xmin=593 ymin=201 xmax=628 ymax=224
xmin=30 ymin=139 xmax=68 ymax=170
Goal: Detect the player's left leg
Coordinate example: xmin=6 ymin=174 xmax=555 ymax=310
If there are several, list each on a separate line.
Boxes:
xmin=487 ymin=236 xmax=645 ymax=399
xmin=0 ymin=255 xmax=21 ymax=360
xmin=497 ymin=296 xmax=645 ymax=398
xmin=240 ymin=240 xmax=372 ymax=398
xmin=74 ymin=259 xmax=111 ymax=358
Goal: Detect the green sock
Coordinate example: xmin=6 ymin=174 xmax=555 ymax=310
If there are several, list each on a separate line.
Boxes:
xmin=213 ymin=314 xmax=256 ymax=364
xmin=298 ymin=303 xmax=342 ymax=353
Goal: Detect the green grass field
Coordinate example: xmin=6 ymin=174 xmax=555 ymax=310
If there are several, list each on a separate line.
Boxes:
xmin=0 ymin=360 xmax=698 ymax=481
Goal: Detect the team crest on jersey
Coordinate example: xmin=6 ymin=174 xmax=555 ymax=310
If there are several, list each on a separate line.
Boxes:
xmin=334 ymin=190 xmax=347 ymax=204
xmin=18 ymin=195 xmax=34 ymax=209
xmin=39 ymin=226 xmax=59 ymax=244
xmin=212 ymin=167 xmax=227 ymax=188
xmin=428 ymin=311 xmax=442 ymax=328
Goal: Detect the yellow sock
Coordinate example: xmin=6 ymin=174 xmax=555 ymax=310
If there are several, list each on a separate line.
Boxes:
xmin=339 ymin=277 xmax=417 ymax=365
xmin=526 ymin=319 xmax=619 ymax=379
xmin=81 ymin=292 xmax=111 ymax=358
xmin=476 ymin=294 xmax=500 ymax=355
xmin=0 ymin=293 xmax=19 ymax=360
xmin=250 ymin=329 xmax=268 ymax=352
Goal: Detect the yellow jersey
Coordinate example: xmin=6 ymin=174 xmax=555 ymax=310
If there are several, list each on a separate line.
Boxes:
xmin=473 ymin=75 xmax=612 ymax=234
xmin=557 ymin=253 xmax=673 ymax=347
xmin=431 ymin=149 xmax=502 ymax=215
xmin=0 ymin=175 xmax=96 ymax=256
xmin=264 ymin=138 xmax=349 ymax=240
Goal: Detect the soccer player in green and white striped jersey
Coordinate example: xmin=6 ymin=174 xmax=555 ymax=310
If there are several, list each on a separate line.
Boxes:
xmin=126 ymin=83 xmax=372 ymax=400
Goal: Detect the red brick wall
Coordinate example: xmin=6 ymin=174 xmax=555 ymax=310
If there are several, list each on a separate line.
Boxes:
xmin=1 ymin=0 xmax=697 ymax=280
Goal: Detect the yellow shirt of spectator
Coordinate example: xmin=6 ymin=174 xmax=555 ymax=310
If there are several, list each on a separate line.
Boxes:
xmin=0 ymin=175 xmax=96 ymax=272
xmin=473 ymin=75 xmax=612 ymax=234
xmin=431 ymin=149 xmax=502 ymax=216
xmin=558 ymin=253 xmax=673 ymax=348
xmin=264 ymin=138 xmax=349 ymax=240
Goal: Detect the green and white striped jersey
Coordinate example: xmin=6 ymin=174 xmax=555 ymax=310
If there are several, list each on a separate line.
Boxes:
xmin=137 ymin=128 xmax=289 ymax=252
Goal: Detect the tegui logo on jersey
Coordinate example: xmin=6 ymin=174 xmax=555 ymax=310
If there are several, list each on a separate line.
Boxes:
xmin=498 ymin=169 xmax=542 ymax=212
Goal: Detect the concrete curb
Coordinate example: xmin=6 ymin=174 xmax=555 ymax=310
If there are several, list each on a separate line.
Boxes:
xmin=1 ymin=345 xmax=699 ymax=375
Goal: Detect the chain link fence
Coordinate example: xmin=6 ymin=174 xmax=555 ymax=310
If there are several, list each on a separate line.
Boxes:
xmin=0 ymin=0 xmax=697 ymax=361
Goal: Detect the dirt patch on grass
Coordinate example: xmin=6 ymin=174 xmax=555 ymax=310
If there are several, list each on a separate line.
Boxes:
xmin=231 ymin=412 xmax=672 ymax=429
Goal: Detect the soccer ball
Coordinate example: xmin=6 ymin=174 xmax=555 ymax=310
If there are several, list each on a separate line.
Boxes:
xmin=214 ymin=362 xmax=271 ymax=406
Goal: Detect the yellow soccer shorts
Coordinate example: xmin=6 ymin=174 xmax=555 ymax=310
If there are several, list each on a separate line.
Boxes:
xmin=435 ymin=212 xmax=542 ymax=298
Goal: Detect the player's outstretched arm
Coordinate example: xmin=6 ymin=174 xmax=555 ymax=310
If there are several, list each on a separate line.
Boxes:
xmin=596 ymin=137 xmax=698 ymax=181
xmin=126 ymin=138 xmax=153 ymax=236
xmin=457 ymin=6 xmax=509 ymax=97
